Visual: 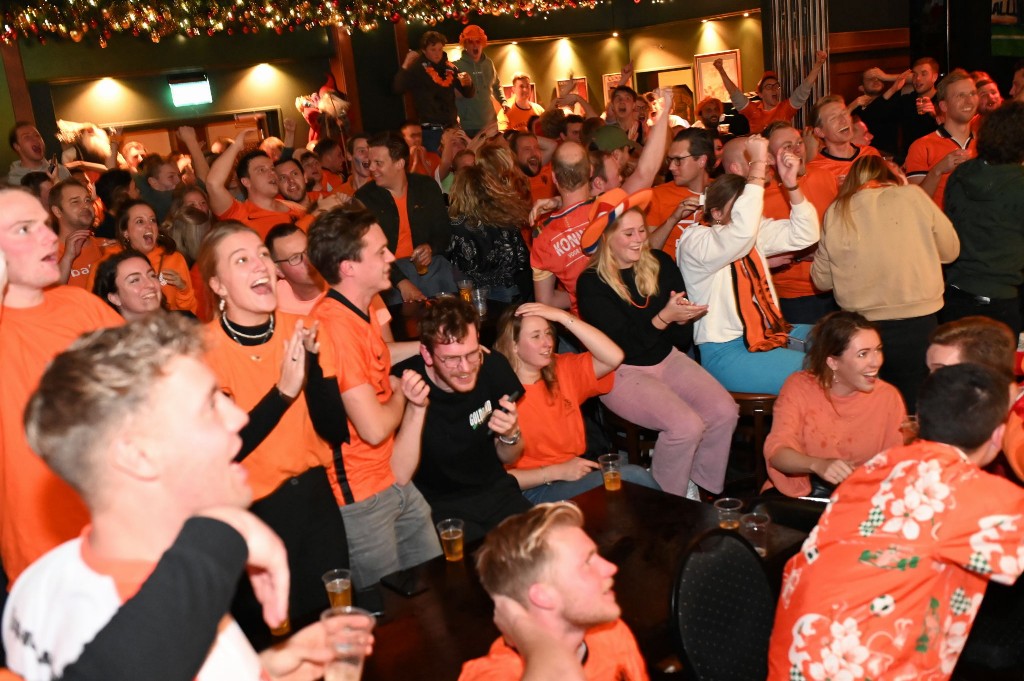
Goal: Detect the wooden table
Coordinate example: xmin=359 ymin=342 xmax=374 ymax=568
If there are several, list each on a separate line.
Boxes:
xmin=361 ymin=483 xmax=807 ymax=681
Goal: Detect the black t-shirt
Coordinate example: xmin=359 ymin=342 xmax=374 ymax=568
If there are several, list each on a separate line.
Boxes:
xmin=393 ymin=352 xmax=524 ymax=501
xmin=576 ymin=249 xmax=694 ymax=366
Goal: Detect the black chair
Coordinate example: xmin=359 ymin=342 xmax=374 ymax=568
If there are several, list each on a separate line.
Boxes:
xmin=670 ymin=529 xmax=776 ymax=681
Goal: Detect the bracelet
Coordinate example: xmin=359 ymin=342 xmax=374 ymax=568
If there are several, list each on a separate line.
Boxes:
xmin=656 ymin=311 xmax=670 ymax=326
xmin=542 ymin=467 xmax=551 ymax=485
xmin=749 ymin=159 xmax=768 ymax=165
xmin=783 ymin=183 xmax=799 ymax=191
xmin=498 ymin=429 xmax=521 ymax=446
xmin=747 ymin=176 xmax=766 ymax=182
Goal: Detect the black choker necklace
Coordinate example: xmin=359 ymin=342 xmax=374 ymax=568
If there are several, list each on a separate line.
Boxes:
xmin=221 ymin=311 xmax=274 ymax=346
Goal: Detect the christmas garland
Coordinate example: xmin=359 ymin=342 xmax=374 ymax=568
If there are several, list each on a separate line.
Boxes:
xmin=0 ymin=0 xmax=610 ymax=46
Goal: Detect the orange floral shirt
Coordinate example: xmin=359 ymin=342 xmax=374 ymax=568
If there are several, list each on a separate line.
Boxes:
xmin=768 ymin=439 xmax=1024 ymax=681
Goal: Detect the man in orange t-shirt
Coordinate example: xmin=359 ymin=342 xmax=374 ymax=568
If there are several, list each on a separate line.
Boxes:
xmin=646 ymin=128 xmax=713 ymax=255
xmin=208 ymin=132 xmax=307 ymax=239
xmin=460 ymin=503 xmax=649 ymax=681
xmin=50 ymin=179 xmax=117 ymax=288
xmin=401 ymin=121 xmax=443 ymax=178
xmin=762 ymin=121 xmax=839 ymax=325
xmin=512 ymin=132 xmax=558 ymax=203
xmin=714 ymin=51 xmax=828 ymax=134
xmin=0 ymin=189 xmax=124 ymax=583
xmin=807 ymin=95 xmax=882 ymax=188
xmin=308 ymin=207 xmax=441 ymax=588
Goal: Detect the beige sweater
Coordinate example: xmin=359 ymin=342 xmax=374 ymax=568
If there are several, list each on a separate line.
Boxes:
xmin=811 ymin=184 xmax=959 ymax=321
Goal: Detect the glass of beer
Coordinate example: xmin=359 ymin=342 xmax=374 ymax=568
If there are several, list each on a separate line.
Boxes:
xmin=321 ymin=605 xmax=376 ymax=681
xmin=436 ymin=518 xmax=465 ymax=562
xmin=322 ymin=568 xmax=353 ymax=608
xmin=741 ymin=512 xmax=770 ymax=557
xmin=713 ymin=497 xmax=743 ymax=530
xmin=598 ymin=453 xmax=622 ymax=491
xmin=457 ymin=279 xmax=474 ymax=304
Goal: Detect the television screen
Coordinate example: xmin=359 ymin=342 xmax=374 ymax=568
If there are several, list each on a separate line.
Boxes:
xmin=169 ymin=75 xmax=212 ymax=107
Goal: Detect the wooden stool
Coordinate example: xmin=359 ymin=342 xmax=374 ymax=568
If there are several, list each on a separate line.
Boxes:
xmin=729 ymin=392 xmax=776 ymax=492
xmin=600 ymin=405 xmax=657 ymax=469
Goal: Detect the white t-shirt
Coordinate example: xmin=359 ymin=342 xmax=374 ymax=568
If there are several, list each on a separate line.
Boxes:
xmin=2 ymin=537 xmax=264 ymax=681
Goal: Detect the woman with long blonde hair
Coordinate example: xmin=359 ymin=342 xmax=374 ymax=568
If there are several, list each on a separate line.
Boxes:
xmin=575 ymin=188 xmax=738 ymax=499
xmin=812 ymin=153 xmax=959 ymax=410
xmin=446 ymin=162 xmax=531 ymax=302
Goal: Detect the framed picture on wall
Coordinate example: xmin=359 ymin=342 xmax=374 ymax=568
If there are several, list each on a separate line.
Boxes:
xmin=602 ymin=73 xmax=622 ymax=106
xmin=556 ymin=77 xmax=588 ymax=101
xmin=693 ymin=50 xmax=741 ymax=103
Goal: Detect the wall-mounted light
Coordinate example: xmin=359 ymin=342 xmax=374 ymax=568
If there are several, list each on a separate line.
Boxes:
xmin=701 ymin=19 xmax=709 ymax=23
xmin=743 ymin=12 xmax=750 ymax=17
xmin=511 ymin=41 xmax=518 ymax=46
xmin=612 ymin=31 xmax=619 ymax=37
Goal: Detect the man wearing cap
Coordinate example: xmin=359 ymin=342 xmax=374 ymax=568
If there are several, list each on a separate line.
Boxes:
xmin=646 ymin=128 xmax=715 ymax=255
xmin=692 ymin=97 xmax=725 ymax=130
xmin=590 ymin=126 xmax=639 ymax=179
xmin=454 ymin=26 xmax=508 ymax=138
xmin=714 ymin=51 xmax=828 ymax=134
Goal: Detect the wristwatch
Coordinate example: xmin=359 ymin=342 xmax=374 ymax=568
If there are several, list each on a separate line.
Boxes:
xmin=498 ymin=429 xmax=521 ymax=446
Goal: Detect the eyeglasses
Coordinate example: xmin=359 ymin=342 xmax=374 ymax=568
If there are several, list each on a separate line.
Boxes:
xmin=667 ymin=154 xmax=694 ymax=165
xmin=762 ymin=83 xmax=782 ymax=91
xmin=435 ymin=348 xmax=483 ymax=369
xmin=274 ymin=252 xmax=306 ymax=266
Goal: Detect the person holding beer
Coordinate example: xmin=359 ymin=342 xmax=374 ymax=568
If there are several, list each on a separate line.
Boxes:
xmin=393 ymin=31 xmax=476 ymax=153
xmin=493 ymin=302 xmax=660 ymax=502
xmin=197 ymin=221 xmax=350 ymax=647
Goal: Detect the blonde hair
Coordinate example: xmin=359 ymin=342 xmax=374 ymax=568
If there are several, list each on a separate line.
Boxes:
xmin=826 ymin=154 xmax=901 ymax=227
xmin=475 ymin=502 xmax=583 ymax=604
xmin=587 ymin=208 xmax=660 ymax=303
xmin=475 ymin=143 xmax=531 ymax=205
xmin=494 ymin=304 xmax=557 ymax=394
xmin=448 ymin=164 xmax=530 ymax=229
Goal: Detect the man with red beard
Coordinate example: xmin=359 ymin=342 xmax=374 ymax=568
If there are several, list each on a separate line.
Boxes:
xmin=0 ymin=188 xmax=123 ymax=584
xmin=208 ymin=132 xmax=306 ymax=239
xmin=460 ymin=503 xmax=648 ymax=681
xmin=714 ymin=51 xmax=828 ymax=134
xmin=512 ymin=132 xmax=557 ymax=203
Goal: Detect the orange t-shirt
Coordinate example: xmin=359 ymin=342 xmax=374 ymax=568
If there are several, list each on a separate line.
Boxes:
xmin=204 ymin=314 xmax=331 ymax=500
xmin=763 ymin=167 xmax=837 ymax=299
xmin=904 ymin=127 xmax=977 ymax=209
xmin=392 ymin=193 xmax=414 ymax=259
xmin=763 ymin=370 xmax=905 ymax=497
xmin=645 ymin=182 xmax=702 ymax=256
xmin=320 ymin=169 xmax=346 ymax=195
xmin=216 ymin=198 xmax=306 ymax=240
xmin=92 ymin=244 xmax=197 ymax=314
xmin=409 ymin=150 xmax=442 ymax=178
xmin=59 ymin=235 xmax=117 ymax=289
xmin=504 ymin=101 xmax=545 ymax=132
xmin=739 ymin=99 xmax=799 ymax=134
xmin=459 ymin=619 xmax=649 ymax=681
xmin=314 ymin=293 xmax=397 ymax=505
xmin=806 ymin=145 xmax=881 ymax=189
xmin=1004 ymin=390 xmax=1024 ymax=481
xmin=0 ymin=286 xmax=124 ymax=582
xmin=511 ymin=353 xmax=614 ymax=470
xmin=527 ymin=165 xmax=558 ymax=203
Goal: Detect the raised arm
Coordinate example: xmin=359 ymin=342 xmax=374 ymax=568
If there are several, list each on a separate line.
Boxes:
xmin=515 ymin=303 xmax=624 ymax=378
xmin=622 ymin=87 xmax=673 ymax=194
xmin=789 ymin=50 xmax=828 ymax=109
xmin=714 ymin=58 xmax=748 ymax=111
xmin=206 ymin=131 xmax=251 ymax=217
xmin=391 ymin=370 xmax=430 ymax=484
xmin=176 ymin=126 xmax=210 ymax=185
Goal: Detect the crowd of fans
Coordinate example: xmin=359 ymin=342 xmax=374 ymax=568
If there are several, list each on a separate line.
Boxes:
xmin=3 ymin=21 xmax=1024 ymax=681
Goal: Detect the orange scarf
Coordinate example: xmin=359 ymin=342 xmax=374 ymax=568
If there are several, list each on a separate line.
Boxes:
xmin=731 ymin=246 xmax=792 ymax=352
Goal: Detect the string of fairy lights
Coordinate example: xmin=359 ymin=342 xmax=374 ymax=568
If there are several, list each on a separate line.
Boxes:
xmin=0 ymin=0 xmax=674 ymax=46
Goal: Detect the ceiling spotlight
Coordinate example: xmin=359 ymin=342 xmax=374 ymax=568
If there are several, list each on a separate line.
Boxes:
xmin=612 ymin=31 xmax=619 ymax=37
xmin=743 ymin=12 xmax=750 ymax=17
xmin=701 ymin=19 xmax=708 ymax=23
xmin=511 ymin=41 xmax=518 ymax=45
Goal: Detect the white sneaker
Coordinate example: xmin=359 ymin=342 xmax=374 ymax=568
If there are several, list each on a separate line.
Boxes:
xmin=686 ymin=480 xmax=701 ymax=501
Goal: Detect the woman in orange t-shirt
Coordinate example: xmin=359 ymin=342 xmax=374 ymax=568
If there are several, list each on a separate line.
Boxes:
xmin=494 ymin=302 xmax=661 ymax=502
xmin=92 ymin=249 xmax=164 ymax=321
xmin=114 ymin=199 xmax=198 ymax=315
xmin=764 ymin=311 xmax=906 ymax=498
xmin=197 ymin=221 xmax=349 ymax=648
